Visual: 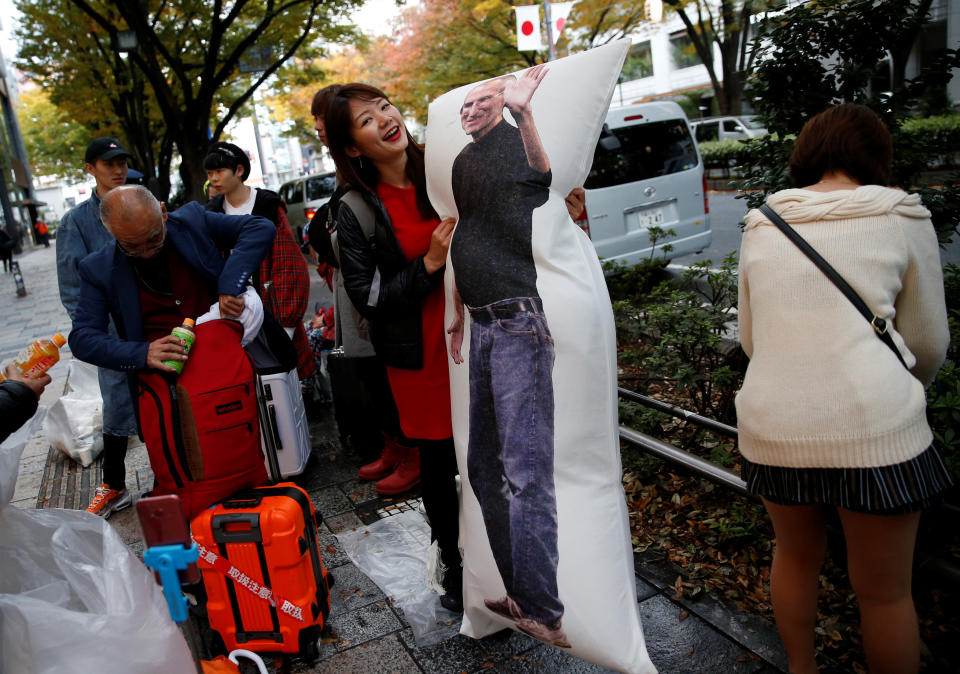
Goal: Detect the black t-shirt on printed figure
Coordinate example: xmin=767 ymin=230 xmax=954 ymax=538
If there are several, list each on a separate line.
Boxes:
xmin=450 ymin=119 xmax=551 ymax=308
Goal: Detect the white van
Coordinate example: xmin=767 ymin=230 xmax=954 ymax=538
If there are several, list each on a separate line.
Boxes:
xmin=576 ymin=102 xmax=711 ymax=268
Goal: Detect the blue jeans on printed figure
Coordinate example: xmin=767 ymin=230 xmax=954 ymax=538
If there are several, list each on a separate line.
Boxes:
xmin=466 ymin=297 xmax=563 ymax=625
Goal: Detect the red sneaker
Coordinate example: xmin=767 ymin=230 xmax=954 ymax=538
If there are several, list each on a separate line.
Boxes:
xmin=86 ymin=483 xmax=131 ymax=518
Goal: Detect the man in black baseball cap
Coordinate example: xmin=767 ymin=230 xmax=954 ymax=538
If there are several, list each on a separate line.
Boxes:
xmin=56 ymin=136 xmax=139 ymax=518
xmin=84 ymin=137 xmax=133 ymax=164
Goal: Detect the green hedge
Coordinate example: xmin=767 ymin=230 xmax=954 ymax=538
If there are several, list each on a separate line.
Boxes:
xmin=698 ymin=140 xmax=747 ymax=169
xmin=899 ymin=114 xmax=960 ymax=149
xmin=701 ymin=114 xmax=960 ymax=172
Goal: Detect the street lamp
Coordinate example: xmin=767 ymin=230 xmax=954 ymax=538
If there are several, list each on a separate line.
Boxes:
xmin=117 ymin=30 xmax=137 ymax=53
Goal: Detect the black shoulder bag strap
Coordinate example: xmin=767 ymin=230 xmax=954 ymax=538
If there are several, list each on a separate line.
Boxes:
xmin=758 ymin=203 xmax=909 ymax=370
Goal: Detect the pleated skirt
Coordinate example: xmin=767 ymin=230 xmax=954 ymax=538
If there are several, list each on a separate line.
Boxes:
xmin=741 ymin=444 xmax=954 ymax=514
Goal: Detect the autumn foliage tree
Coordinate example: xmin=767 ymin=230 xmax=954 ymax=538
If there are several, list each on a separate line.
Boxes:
xmin=16 ymin=86 xmax=112 ymax=183
xmin=267 ymin=0 xmax=648 ymax=133
xmin=16 ymin=0 xmax=362 ymax=201
xmin=16 ymin=1 xmax=171 ymax=189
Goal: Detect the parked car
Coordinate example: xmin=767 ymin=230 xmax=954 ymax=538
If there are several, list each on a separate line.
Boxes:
xmin=576 ymin=101 xmax=711 ymax=268
xmin=278 ymin=171 xmax=337 ymax=241
xmin=691 ymin=115 xmax=768 ymax=143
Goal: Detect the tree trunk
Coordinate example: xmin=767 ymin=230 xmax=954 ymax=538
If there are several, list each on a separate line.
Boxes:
xmin=177 ymin=129 xmax=214 ymax=204
xmin=719 ymin=72 xmax=744 ymax=115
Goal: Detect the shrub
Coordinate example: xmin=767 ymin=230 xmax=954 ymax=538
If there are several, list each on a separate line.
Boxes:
xmin=610 ymin=252 xmax=747 ymax=438
xmin=899 ymin=113 xmax=960 ymax=159
xmin=928 ymin=264 xmax=960 ymax=482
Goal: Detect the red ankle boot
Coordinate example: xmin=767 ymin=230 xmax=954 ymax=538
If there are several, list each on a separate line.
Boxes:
xmin=376 ymin=447 xmax=421 ymax=495
xmin=358 ymin=438 xmax=408 ymax=481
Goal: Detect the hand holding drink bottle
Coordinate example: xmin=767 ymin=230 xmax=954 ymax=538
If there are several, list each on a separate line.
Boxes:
xmin=0 ymin=333 xmax=65 ymax=384
xmin=159 ymin=319 xmax=196 ymax=375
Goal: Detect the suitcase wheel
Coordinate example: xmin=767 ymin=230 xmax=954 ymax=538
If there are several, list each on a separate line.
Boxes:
xmin=298 ymin=625 xmax=322 ymax=664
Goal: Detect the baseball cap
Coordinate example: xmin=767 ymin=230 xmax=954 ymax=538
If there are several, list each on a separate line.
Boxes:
xmin=85 ymin=137 xmax=132 ymax=163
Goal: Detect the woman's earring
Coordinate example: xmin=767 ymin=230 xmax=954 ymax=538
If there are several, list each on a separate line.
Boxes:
xmin=358 ymin=156 xmax=364 ymax=170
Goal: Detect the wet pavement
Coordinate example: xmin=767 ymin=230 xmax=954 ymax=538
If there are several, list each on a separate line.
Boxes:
xmin=3 ymin=239 xmax=794 ymax=673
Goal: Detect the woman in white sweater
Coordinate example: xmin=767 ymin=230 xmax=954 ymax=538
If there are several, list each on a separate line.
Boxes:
xmin=736 ymin=104 xmax=951 ymax=674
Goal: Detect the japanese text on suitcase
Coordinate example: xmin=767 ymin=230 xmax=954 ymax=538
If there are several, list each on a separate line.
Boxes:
xmin=191 ymin=483 xmax=332 ymax=663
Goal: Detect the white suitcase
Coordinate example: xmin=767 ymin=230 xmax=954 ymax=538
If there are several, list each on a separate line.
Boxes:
xmin=257 ymin=368 xmax=311 ymax=479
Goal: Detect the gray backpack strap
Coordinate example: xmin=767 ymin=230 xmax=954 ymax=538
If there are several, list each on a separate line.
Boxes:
xmin=338 ymin=189 xmax=381 ymax=309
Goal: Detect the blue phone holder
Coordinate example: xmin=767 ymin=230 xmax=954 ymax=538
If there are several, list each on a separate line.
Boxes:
xmin=143 ymin=543 xmax=199 ymax=623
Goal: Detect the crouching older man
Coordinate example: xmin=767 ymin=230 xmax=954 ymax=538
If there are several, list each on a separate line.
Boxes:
xmin=68 ymin=185 xmax=275 ymax=409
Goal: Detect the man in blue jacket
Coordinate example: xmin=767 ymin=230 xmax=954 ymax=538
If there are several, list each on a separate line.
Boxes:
xmin=69 ymin=185 xmax=275 ymax=407
xmin=57 ymin=137 xmax=139 ymax=518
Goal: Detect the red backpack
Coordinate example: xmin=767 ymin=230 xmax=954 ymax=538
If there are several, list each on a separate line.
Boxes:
xmin=138 ymin=319 xmax=267 ymax=520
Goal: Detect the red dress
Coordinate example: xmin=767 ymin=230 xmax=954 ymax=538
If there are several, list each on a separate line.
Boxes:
xmin=377 ymin=182 xmax=452 ymax=440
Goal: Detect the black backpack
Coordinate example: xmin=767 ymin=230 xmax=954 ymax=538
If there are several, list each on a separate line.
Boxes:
xmin=307 ymin=185 xmax=350 ymax=268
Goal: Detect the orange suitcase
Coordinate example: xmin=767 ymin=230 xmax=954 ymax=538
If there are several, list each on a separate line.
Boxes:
xmin=192 ymin=484 xmax=332 ymax=662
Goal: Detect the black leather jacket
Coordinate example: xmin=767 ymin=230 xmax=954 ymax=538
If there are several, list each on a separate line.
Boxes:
xmin=335 ymin=190 xmax=443 ymax=370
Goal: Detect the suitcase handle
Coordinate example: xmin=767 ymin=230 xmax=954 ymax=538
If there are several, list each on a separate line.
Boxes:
xmin=222 ymin=492 xmax=264 ymax=509
xmin=212 ymin=513 xmax=262 ymax=543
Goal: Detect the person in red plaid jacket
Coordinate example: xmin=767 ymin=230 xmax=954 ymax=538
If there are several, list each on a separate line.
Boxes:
xmin=204 ymin=142 xmax=315 ymax=380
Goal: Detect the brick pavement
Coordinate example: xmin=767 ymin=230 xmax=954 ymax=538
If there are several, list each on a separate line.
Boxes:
xmin=1 ymin=238 xmax=795 ymax=673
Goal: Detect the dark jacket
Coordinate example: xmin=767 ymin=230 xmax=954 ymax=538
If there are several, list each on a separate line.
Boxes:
xmin=0 ymin=380 xmax=38 ymax=443
xmin=335 ymin=189 xmax=442 ymax=370
xmin=68 ymin=201 xmax=275 ymax=383
xmin=205 ymin=189 xmax=284 ymax=226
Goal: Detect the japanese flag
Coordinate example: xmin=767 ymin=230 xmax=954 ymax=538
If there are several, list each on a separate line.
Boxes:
xmin=514 ymin=5 xmax=543 ymax=52
xmin=550 ymin=2 xmax=574 ymax=44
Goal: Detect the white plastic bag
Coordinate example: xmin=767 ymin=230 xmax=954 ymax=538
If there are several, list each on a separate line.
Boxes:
xmin=0 ymin=406 xmax=46 ymax=506
xmin=337 ymin=510 xmax=460 ymax=647
xmin=0 ymin=507 xmax=196 ymax=673
xmin=42 ymin=360 xmax=103 ymax=466
xmin=0 ymin=415 xmax=195 ymax=673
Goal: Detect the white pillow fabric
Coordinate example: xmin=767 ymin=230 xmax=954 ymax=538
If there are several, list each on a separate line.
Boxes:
xmin=426 ymin=40 xmax=655 ymax=673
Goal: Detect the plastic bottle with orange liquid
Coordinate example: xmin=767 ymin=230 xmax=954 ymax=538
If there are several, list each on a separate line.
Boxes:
xmin=0 ymin=333 xmax=67 ymax=382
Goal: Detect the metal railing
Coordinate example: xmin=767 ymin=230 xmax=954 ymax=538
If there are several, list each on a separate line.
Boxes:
xmin=619 ymin=388 xmax=738 ymax=438
xmin=616 ymin=387 xmax=748 ymax=496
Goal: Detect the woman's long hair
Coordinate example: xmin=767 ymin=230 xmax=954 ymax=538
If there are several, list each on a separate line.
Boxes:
xmin=324 ymin=83 xmax=436 ymax=220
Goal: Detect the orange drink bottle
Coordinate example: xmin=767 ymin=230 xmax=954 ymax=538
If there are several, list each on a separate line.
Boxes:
xmin=0 ymin=333 xmax=67 ymax=382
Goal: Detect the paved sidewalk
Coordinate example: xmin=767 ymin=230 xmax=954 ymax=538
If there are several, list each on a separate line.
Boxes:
xmin=2 ymin=243 xmax=78 ymax=510
xmin=3 ymin=239 xmax=795 ymax=673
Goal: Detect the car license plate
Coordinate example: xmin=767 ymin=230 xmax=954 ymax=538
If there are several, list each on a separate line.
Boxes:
xmin=634 ymin=207 xmax=664 ymax=230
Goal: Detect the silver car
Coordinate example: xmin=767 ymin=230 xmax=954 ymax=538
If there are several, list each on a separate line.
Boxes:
xmin=691 ymin=115 xmax=768 ymax=143
xmin=279 ymin=171 xmax=337 ymax=243
xmin=577 ymin=102 xmax=711 ymax=268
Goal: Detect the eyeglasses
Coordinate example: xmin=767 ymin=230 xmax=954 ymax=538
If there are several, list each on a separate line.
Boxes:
xmin=116 ymin=223 xmax=166 ymax=257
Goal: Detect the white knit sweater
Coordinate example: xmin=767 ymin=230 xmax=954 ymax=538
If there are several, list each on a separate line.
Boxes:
xmin=736 ymin=185 xmax=949 ymax=469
